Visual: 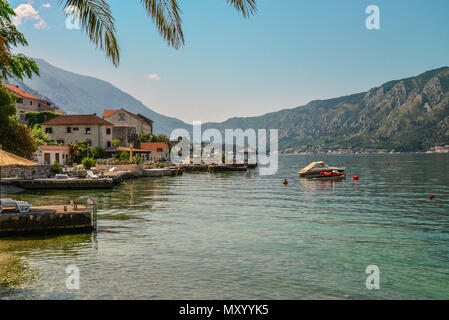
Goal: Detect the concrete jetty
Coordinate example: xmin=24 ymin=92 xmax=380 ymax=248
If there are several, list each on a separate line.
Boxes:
xmin=1 ymin=178 xmax=115 ymax=190
xmin=0 ymin=205 xmax=94 ymax=236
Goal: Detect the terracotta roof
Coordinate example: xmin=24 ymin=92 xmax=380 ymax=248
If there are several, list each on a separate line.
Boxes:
xmin=3 ymin=83 xmax=41 ymax=100
xmin=39 ymin=145 xmax=69 ymax=151
xmin=140 ymin=142 xmax=168 ymax=152
xmin=41 ymin=114 xmax=114 ymax=126
xmin=103 ymin=108 xmax=153 ymax=125
xmin=102 ymin=110 xmax=119 ymax=118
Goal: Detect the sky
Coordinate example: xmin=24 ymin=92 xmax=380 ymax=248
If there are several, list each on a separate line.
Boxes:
xmin=9 ymin=0 xmax=449 ymax=124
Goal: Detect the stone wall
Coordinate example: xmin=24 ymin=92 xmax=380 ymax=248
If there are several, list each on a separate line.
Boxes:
xmin=0 ymin=165 xmax=52 ymax=179
xmin=95 ymin=164 xmax=144 ymax=173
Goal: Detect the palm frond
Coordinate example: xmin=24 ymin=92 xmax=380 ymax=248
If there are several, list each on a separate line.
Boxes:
xmin=140 ymin=0 xmax=184 ymax=49
xmin=61 ymin=0 xmax=120 ymax=66
xmin=225 ymin=0 xmax=257 ymax=18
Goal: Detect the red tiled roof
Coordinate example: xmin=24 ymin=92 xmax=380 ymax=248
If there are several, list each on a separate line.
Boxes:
xmin=103 ymin=109 xmax=153 ymax=125
xmin=140 ymin=142 xmax=167 ymax=152
xmin=39 ymin=145 xmax=69 ymax=151
xmin=41 ymin=114 xmax=114 ymax=126
xmin=3 ymin=83 xmax=41 ymax=100
xmin=102 ymin=110 xmax=119 ymax=118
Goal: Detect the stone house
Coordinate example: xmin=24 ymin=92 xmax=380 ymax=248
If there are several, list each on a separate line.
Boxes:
xmin=3 ymin=83 xmax=64 ymax=122
xmin=35 ymin=145 xmax=70 ymax=165
xmin=102 ymin=109 xmax=153 ymax=136
xmin=41 ymin=114 xmax=114 ymax=148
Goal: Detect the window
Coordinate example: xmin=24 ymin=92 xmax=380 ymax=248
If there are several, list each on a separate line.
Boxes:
xmin=45 ymin=127 xmax=52 ymax=134
xmin=57 ymin=140 xmax=64 ymax=145
xmin=30 ymin=101 xmax=33 ymax=105
xmin=106 ymin=128 xmax=111 ymax=135
xmin=86 ymin=140 xmax=92 ymax=146
xmin=67 ymin=127 xmax=72 ymax=133
xmin=73 ymin=127 xmax=79 ymax=131
xmin=107 ymin=141 xmax=112 ymax=148
xmin=86 ymin=127 xmax=91 ymax=134
xmin=17 ymin=98 xmax=23 ymax=104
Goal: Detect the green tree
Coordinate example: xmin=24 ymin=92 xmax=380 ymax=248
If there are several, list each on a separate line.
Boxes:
xmin=91 ymin=146 xmax=107 ymax=159
xmin=0 ymin=1 xmax=39 ymax=80
xmin=32 ymin=124 xmax=54 ymax=146
xmin=68 ymin=141 xmax=91 ymax=163
xmin=0 ymin=84 xmax=37 ymax=157
xmin=58 ymin=0 xmax=256 ymax=67
xmin=112 ymin=138 xmax=121 ymax=147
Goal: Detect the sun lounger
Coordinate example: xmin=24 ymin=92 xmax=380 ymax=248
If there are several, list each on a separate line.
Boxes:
xmin=0 ymin=198 xmax=32 ymax=214
xmin=86 ymin=170 xmax=99 ymax=178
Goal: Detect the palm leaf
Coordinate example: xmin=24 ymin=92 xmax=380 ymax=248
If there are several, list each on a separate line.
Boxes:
xmin=225 ymin=0 xmax=257 ymax=18
xmin=140 ymin=0 xmax=184 ymax=49
xmin=61 ymin=0 xmax=120 ymax=66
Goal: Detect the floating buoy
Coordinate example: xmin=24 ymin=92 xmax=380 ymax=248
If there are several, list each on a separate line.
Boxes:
xmin=371 ymin=162 xmax=375 ymax=166
xmin=353 ymin=175 xmax=359 ymax=181
xmin=392 ymin=164 xmax=395 ymax=168
xmin=283 ymin=178 xmax=288 ymax=185
xmin=429 ymin=194 xmax=435 ymax=200
xmin=387 ymin=162 xmax=390 ymax=166
xmin=345 ymin=161 xmax=349 ymax=165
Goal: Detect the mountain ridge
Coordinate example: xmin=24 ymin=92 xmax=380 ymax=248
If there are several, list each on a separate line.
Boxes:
xmin=9 ymin=60 xmax=449 ymax=152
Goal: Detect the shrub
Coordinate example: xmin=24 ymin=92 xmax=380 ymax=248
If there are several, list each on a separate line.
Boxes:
xmin=81 ymin=157 xmax=96 ymax=169
xmin=132 ymin=155 xmax=142 ymax=164
xmin=92 ymin=146 xmax=107 ymax=159
xmin=51 ymin=160 xmax=62 ymax=174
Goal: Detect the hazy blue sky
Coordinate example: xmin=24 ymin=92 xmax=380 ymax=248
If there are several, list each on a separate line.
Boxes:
xmin=10 ymin=0 xmax=449 ymax=123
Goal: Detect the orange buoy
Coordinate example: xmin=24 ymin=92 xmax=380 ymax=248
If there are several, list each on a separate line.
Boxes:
xmin=283 ymin=178 xmax=288 ymax=185
xmin=353 ymin=175 xmax=359 ymax=181
xmin=371 ymin=162 xmax=375 ymax=166
xmin=392 ymin=164 xmax=395 ymax=168
xmin=429 ymin=194 xmax=435 ymax=200
xmin=345 ymin=161 xmax=349 ymax=165
xmin=387 ymin=162 xmax=390 ymax=166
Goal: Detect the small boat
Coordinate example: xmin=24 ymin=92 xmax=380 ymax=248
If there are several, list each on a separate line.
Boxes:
xmin=297 ymin=161 xmax=346 ymax=179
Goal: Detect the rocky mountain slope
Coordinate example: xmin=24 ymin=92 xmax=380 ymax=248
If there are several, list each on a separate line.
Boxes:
xmin=9 ymin=59 xmax=449 ymax=152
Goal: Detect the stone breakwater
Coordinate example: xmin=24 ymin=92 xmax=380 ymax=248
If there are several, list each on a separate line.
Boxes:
xmin=0 ymin=205 xmax=93 ymax=236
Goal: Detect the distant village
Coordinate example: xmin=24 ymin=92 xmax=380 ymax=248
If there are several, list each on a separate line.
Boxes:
xmin=3 ymin=83 xmax=169 ymax=166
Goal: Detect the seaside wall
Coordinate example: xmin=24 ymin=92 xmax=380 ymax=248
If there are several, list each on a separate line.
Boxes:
xmin=95 ymin=164 xmax=145 ymax=173
xmin=0 ymin=165 xmax=52 ymax=179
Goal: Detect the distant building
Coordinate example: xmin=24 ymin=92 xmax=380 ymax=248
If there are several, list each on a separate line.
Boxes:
xmin=102 ymin=109 xmax=153 ymax=135
xmin=106 ymin=142 xmax=169 ymax=162
xmin=140 ymin=142 xmax=169 ymax=161
xmin=41 ymin=114 xmax=114 ymax=148
xmin=35 ymin=145 xmax=70 ymax=165
xmin=3 ymin=83 xmax=64 ymax=122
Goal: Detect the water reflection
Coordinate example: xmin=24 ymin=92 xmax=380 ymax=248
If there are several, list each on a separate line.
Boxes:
xmin=0 ymin=233 xmax=94 ymax=297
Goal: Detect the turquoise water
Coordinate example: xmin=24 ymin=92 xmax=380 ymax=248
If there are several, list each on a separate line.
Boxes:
xmin=1 ymin=154 xmax=449 ymax=299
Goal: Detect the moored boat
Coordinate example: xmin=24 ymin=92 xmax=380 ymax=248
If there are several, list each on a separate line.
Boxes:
xmin=297 ymin=161 xmax=346 ymax=179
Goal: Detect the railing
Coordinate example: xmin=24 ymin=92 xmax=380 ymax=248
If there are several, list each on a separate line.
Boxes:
xmin=74 ymin=195 xmax=98 ymax=231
